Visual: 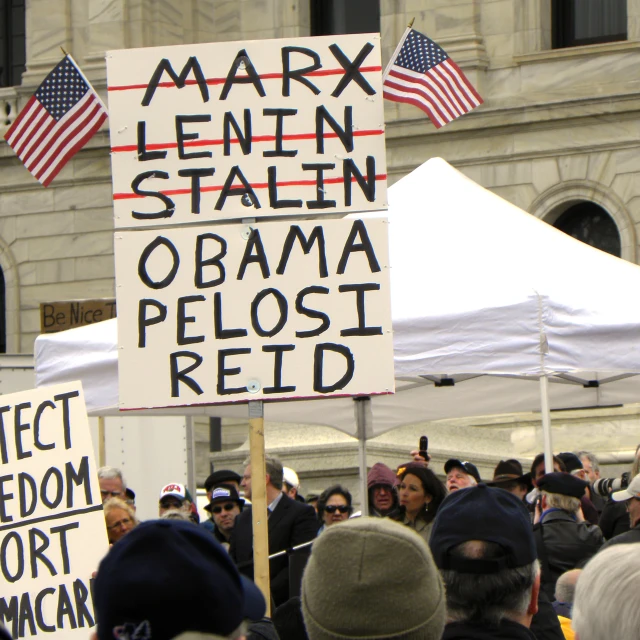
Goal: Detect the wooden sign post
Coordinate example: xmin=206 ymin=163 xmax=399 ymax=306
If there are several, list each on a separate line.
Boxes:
xmin=248 ymin=400 xmax=270 ymax=612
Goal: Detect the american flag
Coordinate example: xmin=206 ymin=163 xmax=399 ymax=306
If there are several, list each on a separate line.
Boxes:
xmin=383 ymin=29 xmax=482 ymax=128
xmin=4 ymin=55 xmax=108 ymax=187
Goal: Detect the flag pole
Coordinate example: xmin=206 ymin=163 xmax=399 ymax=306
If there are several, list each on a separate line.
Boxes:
xmin=67 ymin=53 xmax=109 ymax=112
xmin=382 ymin=17 xmax=415 ymax=82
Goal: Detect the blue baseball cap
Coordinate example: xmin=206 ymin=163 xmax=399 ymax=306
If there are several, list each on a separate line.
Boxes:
xmin=94 ymin=520 xmax=265 ymax=640
xmin=430 ymin=484 xmax=537 ymax=574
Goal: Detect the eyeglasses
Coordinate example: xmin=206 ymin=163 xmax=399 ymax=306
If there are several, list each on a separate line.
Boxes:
xmin=212 ymin=503 xmax=237 ymax=514
xmin=324 ymin=505 xmax=349 ymax=514
xmin=107 ymin=517 xmax=132 ymax=530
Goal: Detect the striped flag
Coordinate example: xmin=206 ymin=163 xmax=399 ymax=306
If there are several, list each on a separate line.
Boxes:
xmin=383 ymin=29 xmax=482 ymax=128
xmin=4 ymin=55 xmax=108 ymax=187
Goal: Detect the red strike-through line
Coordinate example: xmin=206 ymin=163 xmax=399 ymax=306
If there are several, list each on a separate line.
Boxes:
xmin=107 ymin=66 xmax=382 ymax=92
xmin=112 ymin=173 xmax=387 ymax=200
xmin=111 ymin=129 xmax=384 ymax=153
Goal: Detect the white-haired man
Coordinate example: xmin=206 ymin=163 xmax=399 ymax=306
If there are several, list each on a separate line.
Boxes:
xmin=534 ymin=473 xmax=603 ymax=600
xmin=444 ymin=459 xmax=481 ymax=492
xmin=573 ymin=544 xmax=640 ymax=640
xmin=98 ymin=466 xmax=127 ymax=502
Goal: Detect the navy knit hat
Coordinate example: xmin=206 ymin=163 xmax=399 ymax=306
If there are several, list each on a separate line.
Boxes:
xmin=94 ymin=520 xmax=265 ymax=640
xmin=430 ymin=484 xmax=537 ymax=574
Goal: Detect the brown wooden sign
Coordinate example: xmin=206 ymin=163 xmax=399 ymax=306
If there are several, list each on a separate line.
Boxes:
xmin=40 ymin=298 xmax=117 ymax=333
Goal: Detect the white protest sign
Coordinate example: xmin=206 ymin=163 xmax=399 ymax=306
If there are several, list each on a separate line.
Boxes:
xmin=114 ymin=217 xmax=394 ymax=409
xmin=0 ymin=383 xmax=108 ymax=640
xmin=106 ymin=33 xmax=387 ymax=228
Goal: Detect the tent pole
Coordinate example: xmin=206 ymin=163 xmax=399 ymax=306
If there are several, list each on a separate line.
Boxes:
xmin=539 ymin=375 xmax=554 ymax=473
xmin=97 ymin=416 xmax=106 ymax=467
xmin=185 ymin=416 xmax=197 ymax=500
xmin=355 ymin=397 xmax=370 ymax=516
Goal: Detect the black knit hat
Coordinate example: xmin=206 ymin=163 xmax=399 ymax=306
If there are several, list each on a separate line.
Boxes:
xmin=537 ymin=472 xmax=588 ymax=499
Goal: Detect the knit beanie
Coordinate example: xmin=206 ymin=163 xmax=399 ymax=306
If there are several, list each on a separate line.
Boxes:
xmin=301 ymin=517 xmax=446 ymax=640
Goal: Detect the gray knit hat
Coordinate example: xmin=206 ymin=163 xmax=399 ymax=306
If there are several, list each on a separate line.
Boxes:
xmin=301 ymin=517 xmax=446 ymax=640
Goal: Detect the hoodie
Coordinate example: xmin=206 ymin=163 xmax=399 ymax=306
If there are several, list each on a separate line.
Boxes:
xmin=367 ymin=463 xmax=399 ymax=517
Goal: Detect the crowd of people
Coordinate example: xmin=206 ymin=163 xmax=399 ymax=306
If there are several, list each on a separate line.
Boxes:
xmin=2 ymin=446 xmax=639 ymax=640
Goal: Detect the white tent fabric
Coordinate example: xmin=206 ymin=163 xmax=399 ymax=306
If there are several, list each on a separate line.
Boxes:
xmin=35 ymin=158 xmax=640 ymax=437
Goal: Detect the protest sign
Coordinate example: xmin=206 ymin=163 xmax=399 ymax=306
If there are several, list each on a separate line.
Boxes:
xmin=106 ymin=33 xmax=387 ymax=228
xmin=114 ymin=217 xmax=394 ymax=409
xmin=0 ymin=383 xmax=108 ymax=640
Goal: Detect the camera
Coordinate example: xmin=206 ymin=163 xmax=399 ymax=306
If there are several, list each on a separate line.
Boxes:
xmin=592 ymin=471 xmax=630 ymax=497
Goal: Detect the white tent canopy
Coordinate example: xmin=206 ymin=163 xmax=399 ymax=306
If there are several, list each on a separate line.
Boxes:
xmin=35 ymin=158 xmax=640 ymax=439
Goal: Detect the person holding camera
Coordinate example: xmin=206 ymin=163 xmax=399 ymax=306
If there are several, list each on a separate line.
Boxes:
xmin=596 ymin=443 xmax=640 ymax=539
xmin=599 ymin=473 xmax=640 ymax=549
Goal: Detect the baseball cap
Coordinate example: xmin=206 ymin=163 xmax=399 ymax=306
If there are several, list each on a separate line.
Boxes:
xmin=612 ymin=473 xmax=640 ymax=502
xmin=430 ymin=484 xmax=536 ymax=574
xmin=94 ymin=520 xmax=266 ymax=640
xmin=205 ymin=484 xmax=245 ymax=512
xmin=159 ymin=483 xmax=186 ymax=502
xmin=283 ymin=467 xmax=300 ymax=489
xmin=537 ymin=472 xmax=588 ymax=499
xmin=204 ymin=470 xmax=242 ymax=492
xmin=0 ymin=624 xmax=12 ymax=640
xmin=444 ymin=459 xmax=481 ymax=483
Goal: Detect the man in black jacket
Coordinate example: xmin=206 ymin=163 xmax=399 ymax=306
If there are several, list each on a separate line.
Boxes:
xmin=230 ymin=455 xmax=318 ymax=606
xmin=533 ymin=472 xmax=603 ymax=599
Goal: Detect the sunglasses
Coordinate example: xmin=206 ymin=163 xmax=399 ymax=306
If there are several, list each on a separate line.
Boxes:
xmin=324 ymin=505 xmax=350 ymax=514
xmin=211 ymin=503 xmax=237 ymax=514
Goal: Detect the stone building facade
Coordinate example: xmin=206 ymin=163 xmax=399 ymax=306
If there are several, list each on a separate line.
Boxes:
xmin=1 ymin=1 xmax=639 ymax=497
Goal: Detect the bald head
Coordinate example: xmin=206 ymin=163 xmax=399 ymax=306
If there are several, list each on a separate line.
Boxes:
xmin=555 ymin=569 xmax=581 ymax=604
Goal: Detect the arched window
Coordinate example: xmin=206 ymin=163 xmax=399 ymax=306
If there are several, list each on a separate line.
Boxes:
xmin=553 ymin=201 xmax=621 ymax=257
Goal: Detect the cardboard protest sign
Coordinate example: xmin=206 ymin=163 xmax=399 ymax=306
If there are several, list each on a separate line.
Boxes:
xmin=114 ymin=217 xmax=394 ymax=409
xmin=106 ymin=33 xmax=387 ymax=228
xmin=0 ymin=383 xmax=108 ymax=640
